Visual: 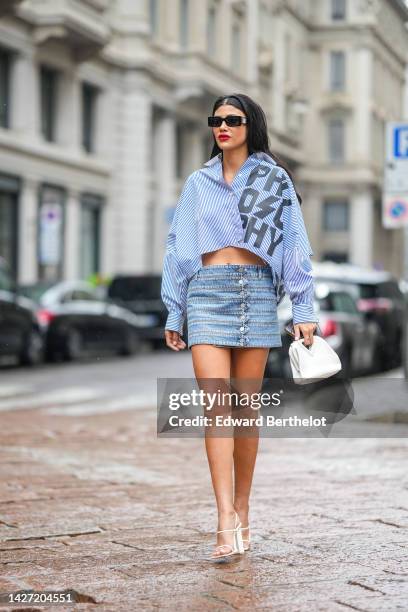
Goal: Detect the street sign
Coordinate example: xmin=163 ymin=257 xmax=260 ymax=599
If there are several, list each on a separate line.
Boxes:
xmin=392 ymin=125 xmax=408 ymax=158
xmin=383 ymin=122 xmax=408 ymax=227
xmin=383 ymin=122 xmax=408 ymax=380
xmin=382 ymin=194 xmax=408 ymax=228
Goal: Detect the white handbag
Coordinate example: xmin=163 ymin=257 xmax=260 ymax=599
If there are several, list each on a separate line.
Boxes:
xmin=288 ymin=334 xmax=342 ymax=385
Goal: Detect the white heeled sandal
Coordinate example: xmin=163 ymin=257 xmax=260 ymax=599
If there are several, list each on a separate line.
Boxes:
xmin=240 ymin=526 xmax=250 ymax=551
xmin=211 ymin=512 xmax=245 ymax=559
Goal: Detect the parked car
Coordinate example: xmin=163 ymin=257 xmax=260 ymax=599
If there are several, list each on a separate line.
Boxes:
xmin=266 ymin=271 xmax=381 ymax=380
xmin=107 ymin=274 xmax=173 ymax=348
xmin=0 ymin=259 xmax=44 ymax=366
xmin=311 ymin=262 xmax=404 ymax=370
xmin=19 ymin=280 xmax=155 ymax=361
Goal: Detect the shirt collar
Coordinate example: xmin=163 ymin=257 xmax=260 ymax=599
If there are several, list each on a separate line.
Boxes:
xmin=201 ymin=151 xmax=276 ymax=184
xmin=203 ymin=151 xmax=277 ymax=167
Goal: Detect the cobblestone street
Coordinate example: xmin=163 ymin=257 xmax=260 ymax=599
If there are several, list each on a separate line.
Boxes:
xmin=0 ymin=354 xmax=407 ymax=610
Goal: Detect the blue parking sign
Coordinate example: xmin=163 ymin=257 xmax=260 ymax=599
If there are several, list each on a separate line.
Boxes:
xmin=384 ymin=123 xmax=408 ymax=219
xmin=393 ymin=125 xmax=408 ymax=158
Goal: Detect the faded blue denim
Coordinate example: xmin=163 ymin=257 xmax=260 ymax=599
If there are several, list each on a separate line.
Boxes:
xmin=187 ymin=264 xmax=282 ymax=349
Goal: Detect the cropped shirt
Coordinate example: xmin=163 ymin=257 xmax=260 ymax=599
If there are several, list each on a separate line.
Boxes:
xmin=161 ymin=151 xmax=318 ymax=335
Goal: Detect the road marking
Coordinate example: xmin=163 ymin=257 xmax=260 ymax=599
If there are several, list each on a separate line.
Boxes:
xmin=43 ymin=392 xmax=156 ymax=416
xmin=0 ymin=385 xmax=34 ymax=399
xmin=0 ymin=387 xmax=104 ymax=412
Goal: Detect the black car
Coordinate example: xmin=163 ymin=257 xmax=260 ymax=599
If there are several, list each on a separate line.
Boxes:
xmin=107 ymin=274 xmax=174 ymax=348
xmin=19 ymin=280 xmax=155 ymax=361
xmin=0 ymin=259 xmax=44 ymax=366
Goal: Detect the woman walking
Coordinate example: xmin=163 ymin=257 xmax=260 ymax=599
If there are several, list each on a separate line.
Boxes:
xmin=161 ymin=93 xmax=318 ymax=559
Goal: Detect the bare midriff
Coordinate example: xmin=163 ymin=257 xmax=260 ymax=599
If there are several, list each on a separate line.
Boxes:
xmin=201 ymin=246 xmax=268 ymax=267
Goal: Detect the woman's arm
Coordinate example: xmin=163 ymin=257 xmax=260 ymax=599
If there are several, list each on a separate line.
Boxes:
xmin=161 ymin=176 xmax=195 ymax=335
xmin=280 ymin=169 xmax=319 ymax=326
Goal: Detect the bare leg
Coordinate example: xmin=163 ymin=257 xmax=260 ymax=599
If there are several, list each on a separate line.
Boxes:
xmin=191 ymin=344 xmax=237 ymax=557
xmin=231 ymin=347 xmax=270 ymax=533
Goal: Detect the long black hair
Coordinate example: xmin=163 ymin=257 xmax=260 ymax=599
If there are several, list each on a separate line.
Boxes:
xmin=209 ymin=93 xmax=302 ymax=205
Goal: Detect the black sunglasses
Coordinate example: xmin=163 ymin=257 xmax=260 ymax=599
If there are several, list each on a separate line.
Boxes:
xmin=208 ymin=115 xmax=249 ymax=128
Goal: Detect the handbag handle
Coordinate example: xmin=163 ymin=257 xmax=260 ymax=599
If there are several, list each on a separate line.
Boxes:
xmin=286 ymin=321 xmax=322 ymax=338
xmin=295 ymin=322 xmax=321 ymax=350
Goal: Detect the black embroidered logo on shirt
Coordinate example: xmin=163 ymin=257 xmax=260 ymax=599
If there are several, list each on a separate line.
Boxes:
xmin=238 ymin=164 xmax=291 ymax=256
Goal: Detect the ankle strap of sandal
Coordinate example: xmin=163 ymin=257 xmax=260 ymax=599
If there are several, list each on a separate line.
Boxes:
xmin=217 ymin=527 xmax=237 ymax=534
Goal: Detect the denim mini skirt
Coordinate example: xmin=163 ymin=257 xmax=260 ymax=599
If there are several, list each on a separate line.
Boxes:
xmin=186 ymin=264 xmax=282 ymax=349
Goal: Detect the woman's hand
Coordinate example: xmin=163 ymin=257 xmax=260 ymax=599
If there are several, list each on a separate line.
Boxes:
xmin=165 ymin=330 xmax=187 ymax=351
xmin=294 ymin=322 xmax=317 ymax=347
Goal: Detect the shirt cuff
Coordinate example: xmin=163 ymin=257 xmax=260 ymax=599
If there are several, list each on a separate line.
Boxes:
xmin=165 ymin=310 xmax=185 ymax=335
xmin=292 ymin=303 xmax=319 ymax=325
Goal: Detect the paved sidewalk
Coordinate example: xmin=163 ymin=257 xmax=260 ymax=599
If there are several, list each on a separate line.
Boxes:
xmin=0 ymin=404 xmax=407 ymax=611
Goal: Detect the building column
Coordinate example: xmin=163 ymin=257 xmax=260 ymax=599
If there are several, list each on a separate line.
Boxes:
xmin=350 ymin=189 xmax=373 ymax=267
xmin=246 ymin=0 xmax=259 ymax=85
xmin=110 ymin=73 xmax=152 ymax=272
xmin=354 ymin=46 xmax=372 ymax=162
xmin=189 ymin=0 xmax=208 ymax=53
xmin=185 ymin=127 xmax=203 ymax=173
xmin=162 ymin=0 xmax=180 ymax=52
xmin=114 ymin=0 xmax=150 ymax=29
xmin=272 ymin=18 xmax=286 ymax=132
xmin=153 ymin=110 xmax=177 ymax=270
xmin=18 ymin=177 xmax=38 ymax=284
xmin=64 ymin=189 xmax=80 ymax=280
xmin=99 ymin=198 xmax=114 ymax=278
xmin=218 ymin=0 xmax=232 ymax=71
xmin=10 ymin=49 xmax=40 ymax=139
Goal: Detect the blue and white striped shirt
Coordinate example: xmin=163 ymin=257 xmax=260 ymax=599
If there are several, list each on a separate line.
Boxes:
xmin=161 ymin=151 xmax=318 ymax=334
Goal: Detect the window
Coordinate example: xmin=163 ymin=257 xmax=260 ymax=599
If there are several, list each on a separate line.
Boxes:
xmin=376 ymin=282 xmax=402 ymax=300
xmin=331 ymin=291 xmax=358 ymax=314
xmin=0 ymin=173 xmax=19 ymax=281
xmin=322 ymin=251 xmax=349 ymax=263
xmin=328 ymin=118 xmax=345 ymax=163
xmin=331 ymin=0 xmax=346 ymax=20
xmin=330 ymin=51 xmax=345 ymax=91
xmin=0 ymin=48 xmax=11 ymax=129
xmin=180 ymin=0 xmax=189 ymax=49
xmin=40 ymin=65 xmax=58 ymax=142
xmin=150 ymin=0 xmax=159 ymax=36
xmin=81 ymin=82 xmax=99 ymax=153
xmin=231 ymin=17 xmax=241 ymax=70
xmin=60 ymin=291 xmax=73 ymax=304
xmin=71 ymin=289 xmax=95 ymax=301
xmin=108 ymin=275 xmax=162 ymax=301
xmin=323 ymin=199 xmax=349 ymax=231
xmin=80 ymin=194 xmax=102 ymax=280
xmin=207 ymin=3 xmax=217 ymax=57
